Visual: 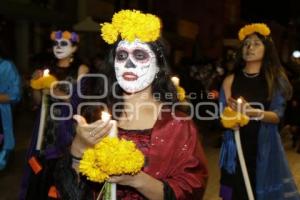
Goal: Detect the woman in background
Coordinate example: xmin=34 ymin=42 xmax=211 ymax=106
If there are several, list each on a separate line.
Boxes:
xmin=0 ymin=40 xmax=21 ymax=170
xmin=219 ymin=23 xmax=300 ymax=200
xmin=20 ymin=30 xmax=89 ymax=200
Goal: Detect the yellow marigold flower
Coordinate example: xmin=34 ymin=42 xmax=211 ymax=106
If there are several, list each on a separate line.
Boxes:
xmin=95 ymin=137 xmax=144 ymax=175
xmin=80 ymin=137 xmax=144 ymax=183
xmin=79 ymin=149 xmax=109 ymax=182
xmin=221 ymin=107 xmax=249 ymax=129
xmin=100 ymin=9 xmax=161 ymax=44
xmin=30 ymin=74 xmax=57 ymax=90
xmin=176 ymin=86 xmax=186 ymax=102
xmin=238 ymin=23 xmax=271 ymax=41
xmin=100 ymin=23 xmax=119 ymax=44
xmin=43 ymin=75 xmax=57 ymax=89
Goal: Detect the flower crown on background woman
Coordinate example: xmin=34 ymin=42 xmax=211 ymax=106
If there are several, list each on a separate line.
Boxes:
xmin=100 ymin=9 xmax=162 ymax=44
xmin=50 ymin=30 xmax=80 ymax=43
xmin=238 ymin=23 xmax=271 ymax=41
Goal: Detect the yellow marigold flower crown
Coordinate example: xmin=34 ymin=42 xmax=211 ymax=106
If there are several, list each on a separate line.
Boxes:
xmin=100 ymin=10 xmax=162 ymax=44
xmin=238 ymin=23 xmax=271 ymax=41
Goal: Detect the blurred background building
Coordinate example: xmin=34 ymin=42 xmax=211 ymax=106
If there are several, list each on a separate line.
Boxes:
xmin=1 ymin=0 xmax=300 ymax=72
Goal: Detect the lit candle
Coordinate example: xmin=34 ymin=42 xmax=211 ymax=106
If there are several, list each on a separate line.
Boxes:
xmin=237 ymin=98 xmax=242 ymax=104
xmin=43 ymin=69 xmax=50 ymax=77
xmin=101 ymin=111 xmax=111 ymax=121
xmin=236 ymin=97 xmax=243 ymax=116
xmin=101 ymin=111 xmax=118 ymax=138
xmin=171 ymin=76 xmax=180 ymax=86
xmin=100 ymin=111 xmax=118 ymax=200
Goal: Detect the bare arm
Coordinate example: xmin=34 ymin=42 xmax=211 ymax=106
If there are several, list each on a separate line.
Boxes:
xmin=222 ymin=74 xmax=234 ymax=100
xmin=228 ymin=97 xmax=280 ymax=124
xmin=77 ymin=64 xmax=89 ymax=78
xmin=223 ymin=74 xmax=280 ymax=124
xmin=246 ymin=108 xmax=280 ymax=124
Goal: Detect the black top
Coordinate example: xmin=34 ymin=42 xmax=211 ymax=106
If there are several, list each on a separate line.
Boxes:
xmin=231 ymin=70 xmax=269 ymax=170
xmin=221 ymin=70 xmax=270 ymax=200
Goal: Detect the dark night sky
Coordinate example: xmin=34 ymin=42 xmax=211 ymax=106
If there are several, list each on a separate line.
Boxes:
xmin=241 ymin=0 xmax=300 ymax=25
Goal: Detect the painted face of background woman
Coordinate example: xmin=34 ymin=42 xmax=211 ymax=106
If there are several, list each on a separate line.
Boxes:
xmin=53 ymin=39 xmax=77 ymax=59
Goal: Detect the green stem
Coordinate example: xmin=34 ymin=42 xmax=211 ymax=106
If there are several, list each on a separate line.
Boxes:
xmin=96 ymin=182 xmax=108 ymax=200
xmin=104 ymin=183 xmax=111 ymax=200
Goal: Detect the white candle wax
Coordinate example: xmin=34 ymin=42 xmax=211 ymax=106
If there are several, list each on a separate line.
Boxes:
xmin=101 ymin=111 xmax=111 ymax=121
xmin=101 ymin=111 xmax=118 ymax=138
xmin=109 ymin=120 xmax=118 ymax=138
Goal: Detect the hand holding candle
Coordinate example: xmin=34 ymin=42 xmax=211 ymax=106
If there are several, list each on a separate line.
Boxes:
xmin=221 ymin=97 xmax=249 ymax=129
xmin=171 ymin=76 xmax=186 ymax=101
xmin=30 ymin=68 xmax=57 ymax=90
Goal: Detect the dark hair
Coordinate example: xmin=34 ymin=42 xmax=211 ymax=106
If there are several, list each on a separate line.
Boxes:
xmin=233 ymin=32 xmax=292 ymax=100
xmin=92 ymin=38 xmax=179 ymax=118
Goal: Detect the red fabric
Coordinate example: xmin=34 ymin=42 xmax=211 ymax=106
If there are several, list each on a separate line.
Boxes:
xmin=28 ymin=156 xmax=43 ymax=175
xmin=118 ymin=110 xmax=208 ymax=200
xmin=48 ymin=185 xmax=58 ymax=198
xmin=118 ymin=129 xmax=152 ymax=200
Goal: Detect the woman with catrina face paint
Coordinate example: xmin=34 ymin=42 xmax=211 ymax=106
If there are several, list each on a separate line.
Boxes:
xmin=50 ymin=10 xmax=209 ymax=200
xmin=219 ymin=24 xmax=299 ymax=200
xmin=20 ymin=31 xmax=89 ymax=200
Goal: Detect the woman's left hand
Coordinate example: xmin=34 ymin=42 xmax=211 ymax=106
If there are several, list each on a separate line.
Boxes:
xmin=108 ymin=172 xmax=164 ymax=199
xmin=108 ymin=173 xmax=141 ymax=187
xmin=228 ymin=96 xmax=251 ymax=114
xmin=228 ymin=96 xmax=263 ymax=118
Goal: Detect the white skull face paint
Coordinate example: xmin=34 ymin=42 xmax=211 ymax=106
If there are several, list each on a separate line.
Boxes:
xmin=53 ymin=39 xmax=76 ymax=59
xmin=114 ymin=40 xmax=159 ymax=93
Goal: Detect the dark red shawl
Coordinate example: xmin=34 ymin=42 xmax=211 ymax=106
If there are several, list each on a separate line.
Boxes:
xmin=141 ymin=110 xmax=208 ymax=199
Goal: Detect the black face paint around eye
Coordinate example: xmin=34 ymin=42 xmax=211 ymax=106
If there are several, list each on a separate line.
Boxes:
xmin=60 ymin=41 xmax=69 ymax=47
xmin=53 ymin=40 xmax=71 ymax=48
xmin=116 ymin=49 xmax=129 ymax=60
xmin=53 ymin=41 xmax=59 ymax=46
xmin=125 ymin=59 xmax=136 ymax=69
xmin=133 ymin=49 xmax=149 ymax=61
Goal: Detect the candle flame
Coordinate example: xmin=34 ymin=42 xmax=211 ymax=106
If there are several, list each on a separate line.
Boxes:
xmin=43 ymin=69 xmax=50 ymax=77
xmin=237 ymin=98 xmax=242 ymax=104
xmin=171 ymin=76 xmax=180 ymax=86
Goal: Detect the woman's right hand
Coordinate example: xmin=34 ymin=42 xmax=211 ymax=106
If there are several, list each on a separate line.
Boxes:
xmin=71 ymin=114 xmax=112 ymax=158
xmin=31 ymin=69 xmax=43 ymax=80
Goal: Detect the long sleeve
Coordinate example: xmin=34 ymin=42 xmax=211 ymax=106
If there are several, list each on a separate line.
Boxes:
xmin=0 ymin=59 xmax=21 ymax=103
xmin=147 ymin=111 xmax=209 ymax=200
xmin=165 ymin=120 xmax=208 ymax=199
xmin=256 ymin=92 xmax=300 ymax=200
